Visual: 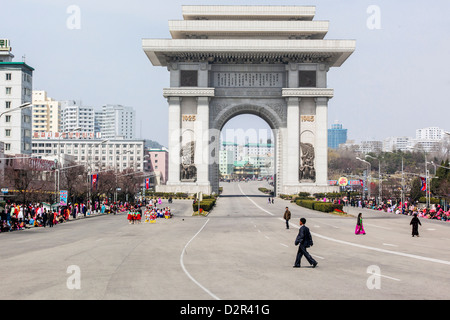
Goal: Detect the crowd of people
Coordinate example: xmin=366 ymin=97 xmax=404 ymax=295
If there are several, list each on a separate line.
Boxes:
xmin=127 ymin=200 xmax=172 ymax=225
xmin=338 ymin=197 xmax=450 ymax=222
xmin=0 ymin=203 xmax=71 ymax=233
xmin=0 ymin=197 xmax=173 ymax=233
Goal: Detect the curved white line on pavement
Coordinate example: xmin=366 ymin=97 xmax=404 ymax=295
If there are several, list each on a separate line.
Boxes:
xmin=238 ymin=184 xmax=450 ymax=267
xmin=180 ymin=218 xmax=220 ymax=300
xmin=238 ymin=184 xmax=274 ymax=216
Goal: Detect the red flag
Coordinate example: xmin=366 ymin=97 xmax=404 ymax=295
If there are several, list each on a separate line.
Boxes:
xmin=91 ymin=174 xmax=98 ymax=190
xmin=145 ymin=178 xmax=150 ymax=189
xmin=420 ymin=177 xmax=427 ymax=192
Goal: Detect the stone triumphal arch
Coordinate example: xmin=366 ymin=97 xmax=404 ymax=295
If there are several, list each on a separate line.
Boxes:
xmin=142 ymin=5 xmax=355 ymax=196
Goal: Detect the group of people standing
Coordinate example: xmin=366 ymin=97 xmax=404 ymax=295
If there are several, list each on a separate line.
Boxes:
xmin=127 ymin=204 xmax=172 ymax=225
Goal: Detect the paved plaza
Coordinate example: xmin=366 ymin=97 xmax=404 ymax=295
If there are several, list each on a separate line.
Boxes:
xmin=1 ymin=181 xmax=449 ymax=300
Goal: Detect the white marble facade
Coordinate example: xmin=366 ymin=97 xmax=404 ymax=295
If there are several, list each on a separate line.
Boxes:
xmin=143 ymin=5 xmax=355 ymax=195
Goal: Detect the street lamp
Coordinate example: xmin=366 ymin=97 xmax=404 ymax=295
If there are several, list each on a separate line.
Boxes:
xmin=56 ymin=127 xmax=82 ymax=205
xmin=356 ymin=157 xmax=371 ymax=200
xmin=365 ymin=155 xmax=382 ymax=205
xmin=406 ymin=146 xmax=429 ymax=209
xmin=0 ymin=102 xmax=32 ymax=118
xmin=86 ymin=139 xmax=109 ymax=211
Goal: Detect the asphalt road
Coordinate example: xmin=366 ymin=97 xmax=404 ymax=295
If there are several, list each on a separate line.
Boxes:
xmin=1 ymin=181 xmax=449 ymax=300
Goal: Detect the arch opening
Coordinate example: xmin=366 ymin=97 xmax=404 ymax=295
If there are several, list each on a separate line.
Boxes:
xmin=216 ymin=113 xmax=277 ymax=196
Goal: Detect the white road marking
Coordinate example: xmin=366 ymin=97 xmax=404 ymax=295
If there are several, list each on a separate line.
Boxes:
xmin=238 ymin=184 xmax=274 ymax=216
xmin=239 ymin=185 xmax=450 ymax=267
xmin=265 ymin=235 xmax=270 ymax=240
xmin=382 ymin=243 xmax=398 ymax=247
xmin=180 ymin=219 xmax=220 ymax=301
xmin=368 ymin=271 xmax=401 ymax=282
xmin=280 ymin=243 xmax=289 ymax=248
xmin=365 ymin=224 xmax=391 ymax=230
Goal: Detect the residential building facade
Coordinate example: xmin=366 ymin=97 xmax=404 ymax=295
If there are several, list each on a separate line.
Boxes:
xmin=32 ymin=138 xmax=145 ymax=173
xmin=32 ymin=90 xmax=61 ymax=134
xmin=60 ymin=100 xmax=94 ymax=133
xmin=95 ymin=104 xmax=136 ymax=139
xmin=144 ymin=148 xmax=168 ymax=185
xmin=0 ymin=40 xmax=33 ymax=155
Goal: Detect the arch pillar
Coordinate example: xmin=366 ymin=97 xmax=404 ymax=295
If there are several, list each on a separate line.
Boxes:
xmin=158 ymin=88 xmax=215 ymax=194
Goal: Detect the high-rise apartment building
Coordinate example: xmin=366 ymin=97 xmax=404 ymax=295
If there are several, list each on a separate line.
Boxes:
xmin=60 ymin=100 xmax=94 ymax=133
xmin=328 ymin=121 xmax=347 ymax=149
xmin=96 ymin=104 xmax=136 ymax=139
xmin=32 ymin=90 xmax=60 ymax=134
xmin=416 ymin=127 xmax=444 ymax=141
xmin=0 ymin=39 xmax=33 ymax=155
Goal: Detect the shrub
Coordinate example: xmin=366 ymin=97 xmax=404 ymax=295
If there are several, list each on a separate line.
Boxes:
xmin=295 ymin=199 xmax=344 ymax=213
xmin=314 ymin=202 xmax=344 ymax=213
xmin=296 ymin=199 xmax=316 ymax=210
xmin=193 ymin=199 xmax=216 ymax=212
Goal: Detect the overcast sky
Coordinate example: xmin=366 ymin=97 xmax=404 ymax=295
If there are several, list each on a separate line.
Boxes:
xmin=3 ymin=0 xmax=449 ymax=146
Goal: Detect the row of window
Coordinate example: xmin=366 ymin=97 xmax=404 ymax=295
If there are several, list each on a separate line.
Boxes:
xmin=3 ymin=115 xmax=32 ymax=123
xmin=32 ymin=143 xmax=142 ymax=149
xmin=2 ymin=142 xmax=31 ymax=151
xmin=4 ymin=87 xmax=32 ymax=96
xmin=3 ymin=73 xmax=31 ymax=82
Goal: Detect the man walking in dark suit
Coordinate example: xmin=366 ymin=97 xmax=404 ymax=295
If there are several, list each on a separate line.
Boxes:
xmin=293 ymin=218 xmax=317 ymax=268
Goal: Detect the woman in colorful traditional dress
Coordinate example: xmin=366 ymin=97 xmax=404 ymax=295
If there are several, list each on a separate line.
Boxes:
xmin=137 ymin=210 xmax=141 ymax=224
xmin=127 ymin=210 xmax=133 ymax=224
xmin=355 ymin=213 xmax=366 ymax=235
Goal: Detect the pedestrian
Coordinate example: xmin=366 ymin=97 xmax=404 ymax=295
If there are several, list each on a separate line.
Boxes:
xmin=47 ymin=210 xmax=54 ymax=228
xmin=42 ymin=208 xmax=48 ymax=227
xmin=355 ymin=213 xmax=366 ymax=235
xmin=268 ymin=197 xmax=271 ymax=204
xmin=410 ymin=213 xmax=421 ymax=237
xmin=293 ymin=218 xmax=317 ymax=268
xmin=283 ymin=207 xmax=291 ymax=229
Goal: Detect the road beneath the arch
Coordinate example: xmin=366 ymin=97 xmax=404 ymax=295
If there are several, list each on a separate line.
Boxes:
xmin=1 ymin=181 xmax=450 ymax=300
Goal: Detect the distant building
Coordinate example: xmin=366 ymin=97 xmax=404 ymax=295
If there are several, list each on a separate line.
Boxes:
xmin=357 ymin=141 xmax=383 ymax=154
xmin=144 ymin=148 xmax=168 ymax=185
xmin=32 ymin=138 xmax=145 ymax=172
xmin=0 ymin=40 xmax=33 ymax=155
xmin=328 ymin=121 xmax=347 ymax=149
xmin=60 ymin=100 xmax=95 ymax=133
xmin=32 ymin=90 xmax=61 ymax=134
xmin=96 ymin=104 xmax=136 ymax=139
xmin=219 ymin=150 xmax=234 ymax=177
xmin=383 ymin=136 xmax=411 ymax=152
xmin=233 ymin=161 xmax=260 ymax=179
xmin=416 ymin=127 xmax=444 ymax=141
xmin=220 ymin=141 xmax=239 ymax=162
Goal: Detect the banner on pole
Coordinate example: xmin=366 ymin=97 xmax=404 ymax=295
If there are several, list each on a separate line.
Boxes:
xmin=91 ymin=174 xmax=98 ymax=190
xmin=420 ymin=177 xmax=427 ymax=192
xmin=60 ymin=190 xmax=68 ymax=206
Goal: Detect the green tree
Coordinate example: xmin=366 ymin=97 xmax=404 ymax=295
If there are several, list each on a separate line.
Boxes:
xmin=409 ymin=177 xmax=425 ymax=203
